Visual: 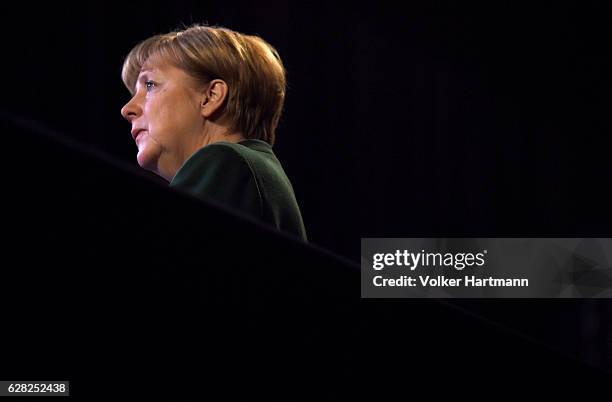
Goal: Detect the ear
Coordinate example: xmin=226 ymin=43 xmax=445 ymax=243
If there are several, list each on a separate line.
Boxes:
xmin=200 ymin=79 xmax=229 ymax=119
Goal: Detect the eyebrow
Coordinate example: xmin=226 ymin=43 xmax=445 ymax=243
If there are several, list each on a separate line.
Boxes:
xmin=135 ymin=69 xmax=155 ymax=86
xmin=137 ymin=69 xmax=152 ymax=78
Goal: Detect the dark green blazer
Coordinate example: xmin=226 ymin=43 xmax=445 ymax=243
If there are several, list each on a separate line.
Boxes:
xmin=170 ymin=139 xmax=307 ymax=241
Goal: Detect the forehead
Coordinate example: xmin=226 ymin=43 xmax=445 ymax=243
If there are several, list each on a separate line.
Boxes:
xmin=138 ymin=59 xmax=169 ymax=77
xmin=137 ymin=60 xmax=194 ymax=84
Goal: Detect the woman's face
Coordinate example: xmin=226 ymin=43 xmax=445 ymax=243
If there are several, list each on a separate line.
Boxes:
xmin=121 ymin=61 xmax=205 ymax=181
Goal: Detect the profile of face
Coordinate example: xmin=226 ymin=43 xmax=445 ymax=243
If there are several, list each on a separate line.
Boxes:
xmin=120 ymin=61 xmax=211 ymax=181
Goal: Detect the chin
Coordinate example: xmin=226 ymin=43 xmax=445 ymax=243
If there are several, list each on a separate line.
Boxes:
xmin=136 ymin=149 xmax=158 ymax=172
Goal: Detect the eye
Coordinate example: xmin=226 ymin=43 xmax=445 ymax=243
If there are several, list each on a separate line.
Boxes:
xmin=145 ymin=80 xmax=157 ymax=91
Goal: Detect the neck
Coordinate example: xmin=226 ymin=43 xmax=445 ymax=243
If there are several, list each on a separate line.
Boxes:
xmin=203 ymin=130 xmax=245 ymax=146
xmin=164 ymin=127 xmax=245 ymax=182
xmin=197 ymin=119 xmax=245 ymax=149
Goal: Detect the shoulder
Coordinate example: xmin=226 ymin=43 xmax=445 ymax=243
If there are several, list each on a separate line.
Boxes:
xmin=195 ymin=141 xmax=249 ymax=161
xmin=170 ymin=142 xmax=258 ymax=189
xmin=181 ymin=142 xmax=255 ymax=173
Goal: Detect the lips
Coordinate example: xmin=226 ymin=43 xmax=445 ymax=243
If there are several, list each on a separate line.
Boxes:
xmin=131 ymin=129 xmax=146 ymax=141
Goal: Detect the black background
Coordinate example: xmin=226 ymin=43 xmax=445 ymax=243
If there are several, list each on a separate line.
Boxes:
xmin=2 ymin=0 xmax=612 ymax=373
xmin=3 ymin=1 xmax=611 ymax=258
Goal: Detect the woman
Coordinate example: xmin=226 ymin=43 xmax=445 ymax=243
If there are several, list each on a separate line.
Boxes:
xmin=120 ymin=24 xmax=307 ymax=241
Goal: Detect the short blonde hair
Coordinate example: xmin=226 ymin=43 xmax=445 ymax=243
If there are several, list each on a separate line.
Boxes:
xmin=121 ymin=24 xmax=286 ymax=145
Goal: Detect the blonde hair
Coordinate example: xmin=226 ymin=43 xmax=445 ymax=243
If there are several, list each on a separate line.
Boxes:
xmin=121 ymin=24 xmax=286 ymax=145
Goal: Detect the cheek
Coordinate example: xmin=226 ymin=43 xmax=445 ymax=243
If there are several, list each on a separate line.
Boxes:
xmin=164 ymin=108 xmax=200 ymax=139
xmin=144 ymin=101 xmax=173 ymax=139
xmin=144 ymin=93 xmax=201 ymax=143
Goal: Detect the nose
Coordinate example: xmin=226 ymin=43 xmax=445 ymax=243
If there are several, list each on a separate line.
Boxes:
xmin=120 ymin=94 xmax=142 ymax=122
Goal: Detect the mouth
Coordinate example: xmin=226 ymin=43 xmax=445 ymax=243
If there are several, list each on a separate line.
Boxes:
xmin=131 ymin=129 xmax=147 ymax=141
